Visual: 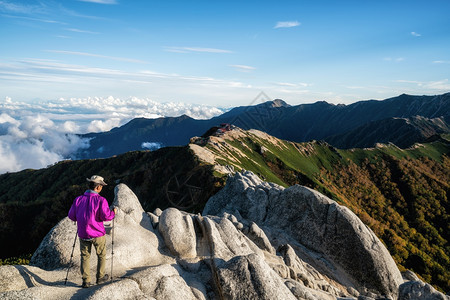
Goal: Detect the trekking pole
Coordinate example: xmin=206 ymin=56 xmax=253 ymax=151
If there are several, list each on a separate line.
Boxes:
xmin=65 ymin=227 xmax=78 ymax=285
xmin=110 ymin=217 xmax=115 ymax=283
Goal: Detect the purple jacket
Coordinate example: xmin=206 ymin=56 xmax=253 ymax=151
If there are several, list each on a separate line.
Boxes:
xmin=68 ymin=190 xmax=115 ymax=239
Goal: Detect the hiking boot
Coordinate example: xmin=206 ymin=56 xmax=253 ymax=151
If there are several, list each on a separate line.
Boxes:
xmin=96 ymin=274 xmax=109 ymax=285
xmin=82 ymin=282 xmax=92 ymax=288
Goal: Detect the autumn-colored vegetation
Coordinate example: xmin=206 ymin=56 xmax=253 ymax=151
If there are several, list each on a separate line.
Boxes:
xmin=319 ymin=155 xmax=449 ymax=291
xmin=0 ymin=254 xmax=32 ymax=266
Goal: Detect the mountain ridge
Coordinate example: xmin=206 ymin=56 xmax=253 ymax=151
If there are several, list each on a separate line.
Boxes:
xmin=78 ymin=93 xmax=450 ymax=159
xmin=327 ymin=115 xmax=450 ymax=149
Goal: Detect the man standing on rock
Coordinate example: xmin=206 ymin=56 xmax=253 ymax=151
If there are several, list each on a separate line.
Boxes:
xmin=68 ymin=175 xmax=117 ymax=288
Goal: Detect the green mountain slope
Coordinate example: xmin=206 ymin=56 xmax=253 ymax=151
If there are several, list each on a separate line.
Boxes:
xmin=191 ymin=128 xmax=449 ymax=291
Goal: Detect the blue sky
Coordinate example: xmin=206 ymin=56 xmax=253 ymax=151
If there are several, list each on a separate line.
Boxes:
xmin=0 ymin=0 xmax=450 ymax=173
xmin=1 ymin=0 xmax=450 ymax=107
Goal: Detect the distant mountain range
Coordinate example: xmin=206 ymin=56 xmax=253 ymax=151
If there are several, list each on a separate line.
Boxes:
xmin=77 ymin=93 xmax=450 ymax=159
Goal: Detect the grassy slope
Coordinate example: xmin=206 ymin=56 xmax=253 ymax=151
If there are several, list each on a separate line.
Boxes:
xmin=202 ymin=130 xmax=449 ymax=291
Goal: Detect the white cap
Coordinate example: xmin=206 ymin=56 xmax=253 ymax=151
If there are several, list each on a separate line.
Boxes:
xmin=86 ymin=175 xmax=107 ymax=186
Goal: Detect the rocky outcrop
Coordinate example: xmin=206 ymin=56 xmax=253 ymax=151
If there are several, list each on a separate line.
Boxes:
xmin=158 ymin=208 xmax=197 ymax=259
xmin=216 ymin=253 xmax=297 ymax=300
xmin=27 ymin=217 xmax=79 ymax=271
xmin=0 ymin=171 xmax=444 ymax=299
xmin=399 ymin=277 xmax=449 ymax=300
xmin=204 ymin=171 xmax=404 ymax=298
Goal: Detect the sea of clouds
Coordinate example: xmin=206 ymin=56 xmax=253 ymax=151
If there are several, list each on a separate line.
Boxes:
xmin=0 ymin=96 xmax=224 ymax=174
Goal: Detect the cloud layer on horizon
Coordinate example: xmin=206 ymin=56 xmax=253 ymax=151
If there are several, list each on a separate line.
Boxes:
xmin=0 ymin=112 xmax=90 ymax=174
xmin=0 ymin=96 xmax=225 ymax=174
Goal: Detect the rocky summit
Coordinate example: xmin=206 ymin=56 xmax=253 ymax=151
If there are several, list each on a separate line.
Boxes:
xmin=0 ymin=171 xmax=447 ymax=300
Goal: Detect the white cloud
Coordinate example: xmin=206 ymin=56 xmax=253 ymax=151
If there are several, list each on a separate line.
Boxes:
xmin=383 ymin=57 xmax=405 ymax=62
xmin=0 ymin=58 xmax=261 ymax=106
xmin=141 ymin=142 xmax=163 ymax=151
xmin=424 ymin=79 xmax=450 ymax=90
xmin=345 ymin=86 xmax=366 ymax=90
xmin=274 ymin=21 xmax=301 ymax=29
xmin=268 ymin=81 xmax=313 ymax=98
xmin=0 ymin=0 xmax=106 ymax=22
xmin=0 ymin=14 xmax=65 ymax=24
xmin=230 ymin=65 xmax=256 ymax=72
xmin=0 ymin=138 xmax=62 ymax=173
xmin=395 ymin=80 xmax=421 ymax=84
xmin=275 ymin=82 xmax=311 ymax=88
xmin=45 ymin=50 xmax=149 ymax=64
xmin=394 ymin=79 xmax=450 ymax=91
xmin=0 ymin=112 xmax=19 ymax=125
xmin=433 ymin=60 xmax=450 ymax=64
xmin=165 ymin=47 xmax=233 ymax=54
xmin=0 ymin=112 xmax=90 ymax=174
xmin=411 ymin=31 xmax=421 ymax=37
xmin=61 ymin=121 xmax=80 ymax=133
xmin=0 ymin=1 xmax=45 ymax=14
xmin=87 ymin=118 xmax=122 ymax=132
xmin=66 ymin=28 xmax=100 ymax=34
xmin=0 ymin=96 xmax=226 ymax=173
xmin=0 ymin=58 xmax=245 ymax=90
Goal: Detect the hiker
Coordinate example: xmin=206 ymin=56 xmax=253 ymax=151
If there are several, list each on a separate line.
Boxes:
xmin=68 ymin=175 xmax=117 ymax=288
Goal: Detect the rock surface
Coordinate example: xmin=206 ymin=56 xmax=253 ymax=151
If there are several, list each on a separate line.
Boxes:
xmin=158 ymin=208 xmax=197 ymax=259
xmin=0 ymin=171 xmax=445 ymax=299
xmin=399 ymin=279 xmax=450 ymax=300
xmin=216 ymin=253 xmax=297 ymax=300
xmin=204 ymin=171 xmax=403 ymax=297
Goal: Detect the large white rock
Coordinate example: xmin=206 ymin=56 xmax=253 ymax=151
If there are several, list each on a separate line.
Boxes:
xmin=109 ymin=185 xmax=166 ymax=271
xmin=0 ymin=265 xmax=29 ymax=292
xmin=398 ymin=280 xmax=450 ymax=300
xmin=127 ymin=263 xmax=205 ymax=300
xmin=203 ymin=171 xmax=283 ymax=223
xmin=0 ymin=266 xmax=81 ymax=299
xmin=268 ymin=185 xmax=403 ymax=297
xmin=158 ymin=208 xmax=197 ymax=259
xmin=29 ymin=217 xmax=79 ymax=271
xmin=204 ymin=171 xmax=404 ymax=298
xmin=247 ymin=222 xmax=276 ymax=254
xmin=216 ymin=253 xmax=297 ymax=300
xmin=201 ymin=216 xmax=262 ymax=261
xmin=113 ymin=183 xmax=152 ymax=229
xmin=86 ymin=279 xmax=149 ymax=300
